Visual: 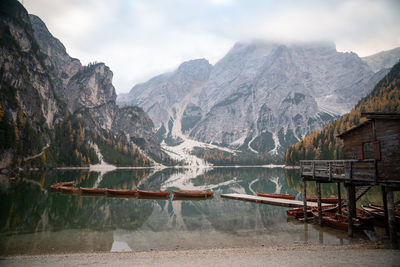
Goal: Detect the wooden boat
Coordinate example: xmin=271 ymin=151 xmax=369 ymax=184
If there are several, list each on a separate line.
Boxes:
xmin=59 ymin=186 xmax=79 ymax=193
xmin=50 ymin=181 xmax=75 ymax=190
xmin=368 ymin=203 xmax=400 ymax=214
xmin=361 ymin=204 xmax=400 ymax=226
xmin=342 ymin=206 xmax=374 ymax=222
xmin=286 ymin=207 xmax=313 ymax=219
xmin=311 ymin=209 xmax=363 ymax=231
xmin=137 ymin=190 xmax=170 ymax=197
xmin=287 ymin=205 xmax=337 ymax=219
xmin=306 ymin=196 xmax=344 ymax=204
xmin=106 ymin=189 xmax=137 ymax=196
xmin=80 ymin=187 xmax=107 ymax=194
xmin=256 ymin=192 xmax=295 ymax=200
xmin=173 ymin=190 xmax=214 ymax=198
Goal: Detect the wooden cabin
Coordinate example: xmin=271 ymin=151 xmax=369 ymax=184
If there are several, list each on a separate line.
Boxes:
xmin=300 ymin=112 xmax=400 ymax=249
xmin=337 ymin=112 xmax=400 ymax=186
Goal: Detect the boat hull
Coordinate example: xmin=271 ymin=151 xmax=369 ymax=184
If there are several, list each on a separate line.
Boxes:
xmin=80 ymin=187 xmax=107 ymax=194
xmin=106 ymin=189 xmax=137 ymax=196
xmin=312 ymin=210 xmax=363 ymax=231
xmin=59 ymin=186 xmax=79 ymax=193
xmin=137 ymin=190 xmax=170 ymax=197
xmin=173 ymin=190 xmax=214 ymax=198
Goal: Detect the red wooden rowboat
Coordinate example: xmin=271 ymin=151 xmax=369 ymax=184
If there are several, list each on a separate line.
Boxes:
xmin=311 ymin=209 xmax=363 ymax=231
xmin=59 ymin=186 xmax=79 ymax=193
xmin=173 ymin=190 xmax=213 ymax=198
xmin=286 ymin=207 xmax=312 ymax=219
xmin=137 ymin=190 xmax=170 ymax=197
xmin=287 ymin=205 xmax=337 ymax=219
xmin=256 ymin=192 xmax=295 ymax=200
xmin=80 ymin=187 xmax=107 ymax=194
xmin=306 ymin=196 xmax=344 ymax=204
xmin=342 ymin=206 xmax=374 ymax=222
xmin=50 ymin=181 xmax=75 ymax=190
xmin=106 ymin=189 xmax=137 ymax=196
xmin=361 ymin=204 xmax=400 ymax=226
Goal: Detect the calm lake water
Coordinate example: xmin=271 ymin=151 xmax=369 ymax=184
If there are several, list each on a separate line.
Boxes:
xmin=0 ymin=167 xmax=385 ymax=255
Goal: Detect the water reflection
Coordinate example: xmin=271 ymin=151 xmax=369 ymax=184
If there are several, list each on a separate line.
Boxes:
xmin=0 ymin=167 xmax=381 ymax=255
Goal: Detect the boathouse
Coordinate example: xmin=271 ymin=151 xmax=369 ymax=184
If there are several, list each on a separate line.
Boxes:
xmin=300 ymin=112 xmax=400 ymax=248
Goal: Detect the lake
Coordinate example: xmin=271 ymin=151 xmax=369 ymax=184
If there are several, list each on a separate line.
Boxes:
xmin=0 ymin=167 xmax=383 ymax=255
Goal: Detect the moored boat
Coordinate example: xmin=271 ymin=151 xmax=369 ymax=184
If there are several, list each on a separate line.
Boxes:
xmin=106 ymin=189 xmax=137 ymax=196
xmin=80 ymin=187 xmax=107 ymax=194
xmin=137 ymin=190 xmax=170 ymax=197
xmin=286 ymin=207 xmax=312 ymax=219
xmin=59 ymin=186 xmax=79 ymax=193
xmin=256 ymin=192 xmax=295 ymax=200
xmin=50 ymin=181 xmax=75 ymax=190
xmin=287 ymin=205 xmax=337 ymax=219
xmin=173 ymin=190 xmax=213 ymax=198
xmin=342 ymin=206 xmax=374 ymax=222
xmin=311 ymin=209 xmax=363 ymax=231
xmin=361 ymin=204 xmax=400 ymax=226
xmin=306 ymin=196 xmax=344 ymax=204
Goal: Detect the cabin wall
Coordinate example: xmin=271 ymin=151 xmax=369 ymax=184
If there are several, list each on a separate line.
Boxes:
xmin=375 ymin=120 xmax=400 ymax=181
xmin=342 ymin=119 xmax=400 ymax=182
xmin=342 ymin=123 xmax=373 ymax=160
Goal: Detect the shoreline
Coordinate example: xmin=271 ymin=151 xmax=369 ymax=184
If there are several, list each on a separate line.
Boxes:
xmin=2 ymin=244 xmax=399 ymax=266
xmin=3 ymin=164 xmax=298 ymax=173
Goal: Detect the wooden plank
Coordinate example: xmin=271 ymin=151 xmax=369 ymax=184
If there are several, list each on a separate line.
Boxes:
xmin=220 ymin=193 xmax=330 ymax=208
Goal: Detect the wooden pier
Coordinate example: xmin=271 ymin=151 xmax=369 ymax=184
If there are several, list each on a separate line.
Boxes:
xmin=300 ymin=113 xmax=400 ymax=249
xmin=221 ymin=193 xmax=331 ymax=208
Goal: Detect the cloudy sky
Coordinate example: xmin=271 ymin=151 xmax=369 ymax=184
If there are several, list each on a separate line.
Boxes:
xmin=23 ymin=0 xmax=400 ymax=94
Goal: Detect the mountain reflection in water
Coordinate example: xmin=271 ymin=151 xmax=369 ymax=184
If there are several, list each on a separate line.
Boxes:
xmin=0 ymin=167 xmax=378 ymax=255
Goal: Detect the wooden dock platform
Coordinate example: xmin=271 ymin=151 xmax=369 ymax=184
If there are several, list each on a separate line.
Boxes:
xmin=220 ymin=193 xmax=331 ymax=208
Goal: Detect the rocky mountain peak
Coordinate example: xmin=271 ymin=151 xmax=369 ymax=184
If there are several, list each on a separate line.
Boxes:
xmin=118 ymin=40 xmax=395 ymax=155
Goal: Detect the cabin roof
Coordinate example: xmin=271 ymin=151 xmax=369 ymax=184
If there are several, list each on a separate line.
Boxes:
xmin=336 ymin=120 xmax=372 ymax=138
xmin=336 ymin=112 xmax=400 ymax=139
xmin=361 ymin=112 xmax=400 ymax=120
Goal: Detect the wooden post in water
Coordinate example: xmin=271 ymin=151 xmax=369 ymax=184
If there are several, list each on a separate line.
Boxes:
xmin=337 ymin=182 xmax=342 ymax=215
xmin=386 ymin=188 xmax=398 ymax=249
xmin=303 ymin=178 xmax=308 ymax=221
xmin=346 ymin=184 xmax=355 ymax=237
xmin=382 ymin=186 xmax=389 ymax=236
xmin=317 ymin=182 xmax=322 ymax=226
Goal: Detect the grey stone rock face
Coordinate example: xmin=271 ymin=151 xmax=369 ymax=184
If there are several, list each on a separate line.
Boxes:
xmin=362 ymin=47 xmax=400 ymax=73
xmin=0 ymin=0 xmax=167 ymax=165
xmin=28 ymin=14 xmax=166 ymax=160
xmin=119 ymin=40 xmax=397 ymax=154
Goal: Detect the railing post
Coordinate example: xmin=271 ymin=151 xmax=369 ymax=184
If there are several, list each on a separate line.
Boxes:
xmin=328 ymin=162 xmax=332 ymax=181
xmin=349 ymin=161 xmax=353 ymax=181
xmin=312 ymin=162 xmax=315 ymax=179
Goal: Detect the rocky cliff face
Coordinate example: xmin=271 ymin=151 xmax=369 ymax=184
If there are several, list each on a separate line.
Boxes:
xmin=0 ymin=0 xmax=167 ymax=167
xmin=118 ymin=41 xmax=395 ymax=154
xmin=362 ymin=47 xmax=400 ymax=73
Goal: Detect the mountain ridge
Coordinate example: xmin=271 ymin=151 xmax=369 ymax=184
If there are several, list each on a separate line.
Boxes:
xmin=118 ymin=41 xmax=400 ymax=156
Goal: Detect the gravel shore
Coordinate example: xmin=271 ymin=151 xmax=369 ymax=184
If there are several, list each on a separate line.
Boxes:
xmin=2 ymin=244 xmax=399 ymax=267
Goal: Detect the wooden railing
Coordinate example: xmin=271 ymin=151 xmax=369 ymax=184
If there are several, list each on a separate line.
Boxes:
xmin=300 ymin=159 xmax=376 ymax=182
